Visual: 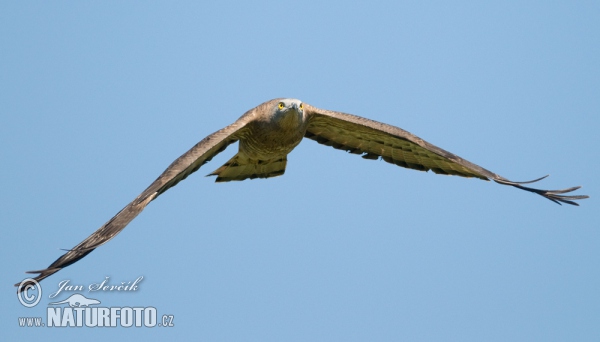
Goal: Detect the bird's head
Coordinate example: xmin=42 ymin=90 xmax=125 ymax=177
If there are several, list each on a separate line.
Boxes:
xmin=271 ymin=98 xmax=304 ymax=128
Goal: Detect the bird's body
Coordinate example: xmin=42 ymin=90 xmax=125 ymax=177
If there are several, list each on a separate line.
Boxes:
xmin=16 ymin=98 xmax=588 ymax=292
xmin=211 ymin=99 xmax=309 ymax=182
xmin=241 ymin=99 xmax=307 ymax=159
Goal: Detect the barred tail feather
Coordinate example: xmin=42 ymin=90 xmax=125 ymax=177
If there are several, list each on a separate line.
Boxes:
xmin=208 ymin=153 xmax=287 ymax=182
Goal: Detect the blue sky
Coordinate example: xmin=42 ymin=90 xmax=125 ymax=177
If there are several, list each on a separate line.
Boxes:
xmin=2 ymin=1 xmax=599 ymax=341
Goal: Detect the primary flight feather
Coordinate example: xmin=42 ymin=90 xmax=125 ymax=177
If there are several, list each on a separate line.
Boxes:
xmin=15 ymin=98 xmax=588 ymax=292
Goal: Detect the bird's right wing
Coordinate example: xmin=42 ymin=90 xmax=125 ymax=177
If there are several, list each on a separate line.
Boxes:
xmin=16 ymin=115 xmax=252 ymax=292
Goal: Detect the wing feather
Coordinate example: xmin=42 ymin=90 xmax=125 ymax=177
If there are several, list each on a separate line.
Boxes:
xmin=304 ymin=105 xmax=588 ymax=205
xmin=16 ymin=117 xmax=251 ymax=292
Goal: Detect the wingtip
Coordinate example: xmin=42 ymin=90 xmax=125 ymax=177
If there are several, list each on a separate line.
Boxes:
xmin=494 ymin=176 xmax=588 ymax=206
xmin=15 ymin=266 xmax=62 ymax=293
xmin=512 ymin=174 xmax=550 ymax=184
xmin=25 ymin=270 xmax=44 ymax=275
xmin=14 ymin=276 xmax=41 ymax=294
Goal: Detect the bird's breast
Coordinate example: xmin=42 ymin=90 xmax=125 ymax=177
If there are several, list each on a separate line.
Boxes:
xmin=240 ymin=118 xmax=308 ymax=160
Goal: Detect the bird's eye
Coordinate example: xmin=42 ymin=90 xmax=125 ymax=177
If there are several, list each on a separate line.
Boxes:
xmin=278 ymin=102 xmax=284 ymax=109
xmin=299 ymin=103 xmax=303 ymax=110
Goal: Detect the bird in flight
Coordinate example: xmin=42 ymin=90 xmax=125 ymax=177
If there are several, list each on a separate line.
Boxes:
xmin=16 ymin=98 xmax=587 ymax=292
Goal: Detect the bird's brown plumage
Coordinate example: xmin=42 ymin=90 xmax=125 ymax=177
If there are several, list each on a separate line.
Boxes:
xmin=15 ymin=98 xmax=588 ymax=292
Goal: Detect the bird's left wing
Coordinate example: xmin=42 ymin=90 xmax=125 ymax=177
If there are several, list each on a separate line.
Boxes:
xmin=16 ymin=115 xmax=252 ymax=292
xmin=304 ymin=104 xmax=588 ymax=205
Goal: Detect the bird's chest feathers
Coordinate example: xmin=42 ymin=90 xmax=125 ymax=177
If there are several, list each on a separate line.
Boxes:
xmin=241 ymin=113 xmax=307 ymax=158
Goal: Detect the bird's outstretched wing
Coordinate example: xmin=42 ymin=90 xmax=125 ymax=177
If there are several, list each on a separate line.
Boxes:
xmin=304 ymin=105 xmax=588 ymax=206
xmin=15 ymin=116 xmax=252 ymax=292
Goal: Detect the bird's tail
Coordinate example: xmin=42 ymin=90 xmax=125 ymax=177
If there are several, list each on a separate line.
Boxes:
xmin=207 ymin=153 xmax=287 ymax=182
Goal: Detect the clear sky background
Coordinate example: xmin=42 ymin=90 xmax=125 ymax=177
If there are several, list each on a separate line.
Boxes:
xmin=2 ymin=1 xmax=598 ymax=341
